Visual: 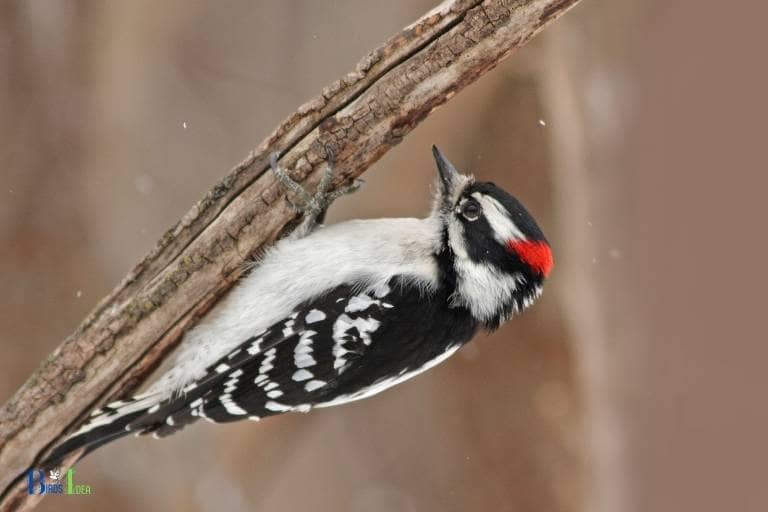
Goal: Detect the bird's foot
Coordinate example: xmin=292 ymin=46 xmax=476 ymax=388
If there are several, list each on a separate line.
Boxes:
xmin=270 ymin=147 xmax=362 ymax=237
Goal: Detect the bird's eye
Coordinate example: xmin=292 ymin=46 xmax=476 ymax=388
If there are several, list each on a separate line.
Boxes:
xmin=461 ymin=201 xmax=482 ymax=221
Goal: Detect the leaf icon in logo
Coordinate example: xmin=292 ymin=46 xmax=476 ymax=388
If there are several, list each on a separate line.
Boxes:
xmin=49 ymin=468 xmax=61 ymax=481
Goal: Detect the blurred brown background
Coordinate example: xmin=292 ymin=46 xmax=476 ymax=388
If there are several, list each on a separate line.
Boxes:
xmin=2 ymin=1 xmax=767 ymax=511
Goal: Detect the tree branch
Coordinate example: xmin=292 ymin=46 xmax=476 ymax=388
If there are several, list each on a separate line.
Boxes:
xmin=0 ymin=0 xmax=581 ymax=508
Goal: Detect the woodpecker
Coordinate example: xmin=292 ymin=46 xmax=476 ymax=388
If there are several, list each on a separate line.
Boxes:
xmin=43 ymin=146 xmax=553 ymax=466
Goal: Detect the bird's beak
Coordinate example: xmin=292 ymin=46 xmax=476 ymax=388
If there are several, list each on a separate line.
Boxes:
xmin=432 ymin=145 xmax=461 ymax=196
xmin=430 ymin=145 xmax=471 ymax=218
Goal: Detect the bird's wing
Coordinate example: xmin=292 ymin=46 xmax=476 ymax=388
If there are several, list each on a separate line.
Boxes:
xmin=129 ymin=276 xmax=476 ymax=437
xmin=42 ymin=276 xmax=476 ymax=467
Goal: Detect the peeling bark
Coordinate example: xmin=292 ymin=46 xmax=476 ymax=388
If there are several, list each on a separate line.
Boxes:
xmin=0 ymin=0 xmax=581 ymax=508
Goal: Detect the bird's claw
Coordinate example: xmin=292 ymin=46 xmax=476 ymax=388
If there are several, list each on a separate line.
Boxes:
xmin=269 ymin=149 xmax=361 ymax=238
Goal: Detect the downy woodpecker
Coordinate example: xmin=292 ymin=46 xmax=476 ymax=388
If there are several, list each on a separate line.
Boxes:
xmin=44 ymin=146 xmax=553 ymax=466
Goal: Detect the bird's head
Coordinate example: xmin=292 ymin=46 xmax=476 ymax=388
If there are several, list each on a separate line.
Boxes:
xmin=431 ymin=146 xmax=553 ymax=329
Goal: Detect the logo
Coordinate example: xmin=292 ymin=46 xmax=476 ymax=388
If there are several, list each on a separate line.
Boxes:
xmin=27 ymin=468 xmax=93 ymax=496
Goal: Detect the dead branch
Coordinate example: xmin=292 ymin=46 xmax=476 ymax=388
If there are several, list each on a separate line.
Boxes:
xmin=0 ymin=0 xmax=581 ymax=508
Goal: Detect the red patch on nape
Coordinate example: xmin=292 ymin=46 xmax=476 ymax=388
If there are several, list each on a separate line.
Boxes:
xmin=506 ymin=240 xmax=554 ymax=277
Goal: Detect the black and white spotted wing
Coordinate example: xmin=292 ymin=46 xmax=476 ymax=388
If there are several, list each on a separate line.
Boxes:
xmin=130 ymin=276 xmax=478 ymax=437
xmin=42 ymin=276 xmax=477 ymax=467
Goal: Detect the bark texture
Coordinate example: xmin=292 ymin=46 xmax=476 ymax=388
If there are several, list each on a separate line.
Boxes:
xmin=0 ymin=0 xmax=581 ymax=508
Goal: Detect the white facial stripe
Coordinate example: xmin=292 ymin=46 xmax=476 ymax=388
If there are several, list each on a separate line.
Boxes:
xmin=471 ymin=193 xmax=525 ymax=242
xmin=451 ymin=257 xmax=521 ymax=321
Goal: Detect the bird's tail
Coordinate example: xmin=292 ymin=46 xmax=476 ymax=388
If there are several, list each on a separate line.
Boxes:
xmin=41 ymin=392 xmax=165 ymax=469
